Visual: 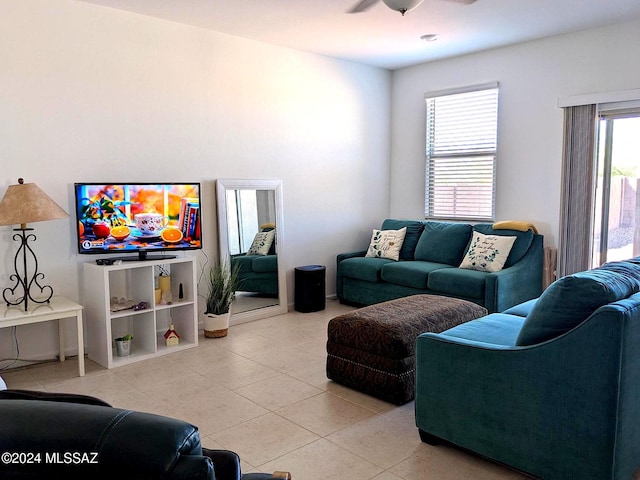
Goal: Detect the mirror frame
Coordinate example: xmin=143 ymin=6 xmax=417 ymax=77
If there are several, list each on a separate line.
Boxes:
xmin=216 ymin=179 xmax=287 ymax=324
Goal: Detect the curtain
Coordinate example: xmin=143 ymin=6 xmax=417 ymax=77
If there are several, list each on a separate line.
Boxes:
xmin=557 ymin=104 xmax=597 ymax=277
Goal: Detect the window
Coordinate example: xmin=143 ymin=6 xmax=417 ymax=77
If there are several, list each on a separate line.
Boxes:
xmin=425 ymin=83 xmax=499 ymax=221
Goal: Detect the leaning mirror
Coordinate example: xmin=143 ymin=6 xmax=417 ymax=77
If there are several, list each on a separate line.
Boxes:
xmin=216 ymin=179 xmax=287 ymax=324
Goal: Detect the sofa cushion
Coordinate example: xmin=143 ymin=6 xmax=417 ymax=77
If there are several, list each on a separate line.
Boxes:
xmin=380 ymin=261 xmax=453 ymax=289
xmin=381 ymin=219 xmax=425 ymax=260
xmin=438 ymin=313 xmax=527 ymax=346
xmin=414 ymin=221 xmax=472 ymax=266
xmin=473 ymin=224 xmax=534 ymax=268
xmin=427 ymin=267 xmax=487 ymax=299
xmin=459 ymin=231 xmax=516 ymax=272
xmin=340 ymin=256 xmax=395 ymax=283
xmin=366 ymin=227 xmax=407 ymax=261
xmin=252 ymin=255 xmax=277 ymax=273
xmin=516 ymin=266 xmax=640 ymax=346
xmin=231 ymin=255 xmax=254 ymax=274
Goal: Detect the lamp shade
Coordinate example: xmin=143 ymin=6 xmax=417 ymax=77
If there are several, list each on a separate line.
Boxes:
xmin=0 ymin=178 xmax=68 ymax=227
xmin=382 ymin=0 xmax=424 ymax=13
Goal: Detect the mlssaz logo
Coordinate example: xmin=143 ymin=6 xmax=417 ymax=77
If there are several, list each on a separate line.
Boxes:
xmin=45 ymin=452 xmax=99 ymax=464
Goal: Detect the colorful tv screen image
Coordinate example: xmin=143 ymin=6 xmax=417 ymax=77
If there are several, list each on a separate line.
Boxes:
xmin=75 ymin=183 xmax=201 ymax=256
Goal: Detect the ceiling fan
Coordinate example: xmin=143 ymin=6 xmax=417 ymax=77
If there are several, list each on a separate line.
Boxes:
xmin=348 ymin=0 xmax=477 ymax=16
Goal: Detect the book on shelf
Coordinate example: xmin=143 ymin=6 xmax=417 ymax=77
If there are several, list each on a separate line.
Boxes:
xmin=178 ymin=198 xmax=200 ymax=240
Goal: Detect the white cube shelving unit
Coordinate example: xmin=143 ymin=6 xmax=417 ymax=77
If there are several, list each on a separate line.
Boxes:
xmin=83 ymin=256 xmax=198 ymax=369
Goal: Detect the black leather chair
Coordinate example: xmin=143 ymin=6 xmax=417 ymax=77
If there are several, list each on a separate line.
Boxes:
xmin=0 ymin=389 xmax=290 ymax=480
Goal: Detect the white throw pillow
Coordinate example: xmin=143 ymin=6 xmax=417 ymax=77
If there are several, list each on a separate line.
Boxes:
xmin=365 ymin=228 xmax=407 ymax=261
xmin=247 ymin=230 xmax=275 ymax=256
xmin=459 ymin=231 xmax=516 ymax=272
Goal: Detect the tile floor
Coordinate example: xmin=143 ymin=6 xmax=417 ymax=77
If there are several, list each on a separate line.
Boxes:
xmin=1 ymin=299 xmax=530 ymax=480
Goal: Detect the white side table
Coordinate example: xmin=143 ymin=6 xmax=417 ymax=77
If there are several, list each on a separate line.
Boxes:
xmin=0 ymin=296 xmax=85 ymax=377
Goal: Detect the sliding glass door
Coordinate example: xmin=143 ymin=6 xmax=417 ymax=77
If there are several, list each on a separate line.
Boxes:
xmin=591 ymin=112 xmax=640 ymax=267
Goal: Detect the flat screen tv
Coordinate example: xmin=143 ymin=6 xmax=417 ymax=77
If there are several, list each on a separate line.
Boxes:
xmin=74 ymin=183 xmax=202 ymax=261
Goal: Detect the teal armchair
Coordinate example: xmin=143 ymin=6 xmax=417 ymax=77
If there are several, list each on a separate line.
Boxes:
xmin=415 ymin=261 xmax=640 ymax=479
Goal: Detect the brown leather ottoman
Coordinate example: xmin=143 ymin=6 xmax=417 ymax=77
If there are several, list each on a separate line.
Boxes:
xmin=326 ymin=295 xmax=487 ymax=404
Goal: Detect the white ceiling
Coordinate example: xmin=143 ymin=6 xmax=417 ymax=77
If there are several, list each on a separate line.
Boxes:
xmin=75 ymin=0 xmax=640 ymax=70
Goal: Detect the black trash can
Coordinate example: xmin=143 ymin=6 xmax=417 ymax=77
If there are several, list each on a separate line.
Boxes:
xmin=294 ymin=265 xmax=326 ymax=313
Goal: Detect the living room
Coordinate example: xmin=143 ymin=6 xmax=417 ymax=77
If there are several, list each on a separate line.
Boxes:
xmin=1 ymin=0 xmax=640 ymax=478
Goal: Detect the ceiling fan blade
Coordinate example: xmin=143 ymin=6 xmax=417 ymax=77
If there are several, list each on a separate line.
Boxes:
xmin=443 ymin=0 xmax=477 ymax=4
xmin=347 ymin=0 xmax=381 ymax=13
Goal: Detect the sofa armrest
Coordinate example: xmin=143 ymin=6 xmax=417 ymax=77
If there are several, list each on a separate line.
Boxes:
xmin=337 ymin=250 xmax=368 ymax=261
xmin=202 ymin=449 xmax=241 ymax=480
xmin=0 ymin=389 xmax=111 ymax=407
xmin=484 ymin=234 xmax=543 ymax=312
xmin=202 ymin=449 xmax=292 ymax=480
xmin=336 ymin=250 xmax=367 ymax=300
xmin=231 ymin=254 xmax=256 ymax=273
xmin=169 ymin=455 xmax=215 ymax=480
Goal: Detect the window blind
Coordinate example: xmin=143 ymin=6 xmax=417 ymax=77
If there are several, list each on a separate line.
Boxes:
xmin=425 ymin=84 xmax=499 ymax=221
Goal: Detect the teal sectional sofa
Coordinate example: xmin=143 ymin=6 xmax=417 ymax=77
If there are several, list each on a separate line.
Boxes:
xmin=415 ymin=259 xmax=640 ymax=480
xmin=337 ymin=219 xmax=543 ymax=313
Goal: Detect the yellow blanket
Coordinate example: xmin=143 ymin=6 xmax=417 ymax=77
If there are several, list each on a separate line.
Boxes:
xmin=493 ymin=221 xmax=538 ymax=233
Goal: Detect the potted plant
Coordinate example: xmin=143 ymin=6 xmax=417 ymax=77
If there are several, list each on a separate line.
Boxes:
xmin=114 ymin=334 xmax=133 ymax=357
xmin=203 ymin=261 xmax=239 ymax=338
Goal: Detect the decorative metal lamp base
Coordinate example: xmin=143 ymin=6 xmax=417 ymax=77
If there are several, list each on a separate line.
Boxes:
xmin=2 ymin=227 xmax=53 ymax=311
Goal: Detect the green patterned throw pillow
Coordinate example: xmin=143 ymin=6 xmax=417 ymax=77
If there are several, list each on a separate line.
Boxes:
xmin=247 ymin=230 xmax=275 ymax=256
xmin=459 ymin=231 xmax=516 ymax=272
xmin=365 ymin=228 xmax=407 ymax=261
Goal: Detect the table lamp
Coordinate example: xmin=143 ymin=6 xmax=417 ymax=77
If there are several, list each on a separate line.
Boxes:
xmin=0 ymin=178 xmax=69 ymax=311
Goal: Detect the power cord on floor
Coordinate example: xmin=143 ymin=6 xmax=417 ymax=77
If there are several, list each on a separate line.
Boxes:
xmin=0 ymin=326 xmax=59 ymax=372
xmin=196 ymin=249 xmax=210 ymax=304
xmin=0 ymin=326 xmax=20 ymax=371
xmin=197 ymin=248 xmax=210 ymax=286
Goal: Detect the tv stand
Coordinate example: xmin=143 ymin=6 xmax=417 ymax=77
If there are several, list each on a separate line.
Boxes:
xmin=83 ymin=257 xmax=198 ymax=369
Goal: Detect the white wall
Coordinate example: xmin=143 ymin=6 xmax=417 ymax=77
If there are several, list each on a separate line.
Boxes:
xmin=0 ymin=0 xmax=391 ymax=362
xmin=390 ymin=18 xmax=640 ymax=248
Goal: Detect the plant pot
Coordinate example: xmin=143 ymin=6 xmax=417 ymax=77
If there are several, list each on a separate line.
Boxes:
xmin=115 ymin=339 xmax=131 ymax=357
xmin=204 ymin=312 xmax=230 ymax=338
